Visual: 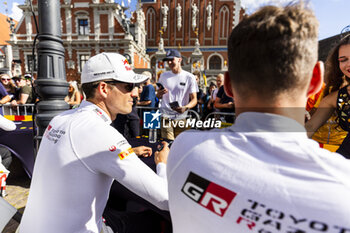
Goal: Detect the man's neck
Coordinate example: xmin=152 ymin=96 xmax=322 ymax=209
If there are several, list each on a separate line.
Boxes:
xmin=87 ymin=99 xmax=115 ymax=121
xmin=234 ymin=95 xmax=307 ymax=125
xmin=172 ymin=67 xmax=182 ymax=74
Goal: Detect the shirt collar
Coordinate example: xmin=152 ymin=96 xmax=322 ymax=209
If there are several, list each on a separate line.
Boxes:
xmin=78 ymin=100 xmax=112 ymax=124
xmin=231 ymin=112 xmax=306 ymax=134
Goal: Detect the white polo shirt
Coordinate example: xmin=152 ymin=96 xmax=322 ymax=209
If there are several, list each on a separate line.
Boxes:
xmin=167 ymin=112 xmax=350 ymax=233
xmin=159 ymin=70 xmax=198 ymax=119
xmin=20 ymin=101 xmax=168 ymax=233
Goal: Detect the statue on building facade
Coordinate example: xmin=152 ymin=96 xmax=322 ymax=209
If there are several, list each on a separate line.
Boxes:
xmin=191 ymin=3 xmax=199 ymax=31
xmin=159 ymin=37 xmax=165 ymax=52
xmin=206 ymin=1 xmax=212 ymax=31
xmin=161 ymin=3 xmax=169 ymax=31
xmin=6 ymin=17 xmax=16 ymax=33
xmin=176 ymin=3 xmax=182 ymax=31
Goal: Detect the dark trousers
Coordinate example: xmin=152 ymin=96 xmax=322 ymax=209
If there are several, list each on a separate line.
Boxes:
xmin=113 ymin=114 xmax=140 ymax=139
xmin=103 ymin=181 xmax=172 ymax=233
xmin=0 ymin=146 xmax=12 ymax=169
xmin=336 ymin=133 xmax=350 ymax=159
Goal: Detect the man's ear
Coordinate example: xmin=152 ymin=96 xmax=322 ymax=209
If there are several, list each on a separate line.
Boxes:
xmin=224 ymin=71 xmax=234 ymax=98
xmin=307 ymin=61 xmax=324 ymax=97
xmin=97 ymin=82 xmax=109 ymax=98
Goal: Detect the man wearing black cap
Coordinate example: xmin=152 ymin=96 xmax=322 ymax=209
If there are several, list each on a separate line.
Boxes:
xmin=157 ymin=49 xmax=198 ymax=140
xmin=20 ymin=53 xmax=169 ymax=233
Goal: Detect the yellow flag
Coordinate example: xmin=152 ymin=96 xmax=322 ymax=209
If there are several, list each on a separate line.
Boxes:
xmin=203 ymin=71 xmax=207 ymax=87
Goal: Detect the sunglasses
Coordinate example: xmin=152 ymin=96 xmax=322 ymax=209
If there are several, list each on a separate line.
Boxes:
xmin=105 ymin=81 xmax=140 ymax=92
xmin=1 ymin=78 xmax=11 ymax=81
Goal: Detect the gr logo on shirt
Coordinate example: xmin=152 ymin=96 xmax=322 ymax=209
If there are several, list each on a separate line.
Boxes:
xmin=181 ymin=172 xmax=237 ymax=217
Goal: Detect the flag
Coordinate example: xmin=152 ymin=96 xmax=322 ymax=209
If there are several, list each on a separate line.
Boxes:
xmin=203 ymin=71 xmax=207 ymax=87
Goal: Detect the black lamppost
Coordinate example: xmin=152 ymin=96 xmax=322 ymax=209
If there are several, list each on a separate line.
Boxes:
xmin=35 ymin=0 xmax=69 ymax=153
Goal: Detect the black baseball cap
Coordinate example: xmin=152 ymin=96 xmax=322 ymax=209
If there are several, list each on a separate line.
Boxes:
xmin=163 ymin=49 xmax=181 ymax=61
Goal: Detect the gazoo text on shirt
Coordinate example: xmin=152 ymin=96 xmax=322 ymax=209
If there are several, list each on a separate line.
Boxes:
xmin=162 ymin=118 xmax=221 ymax=129
xmin=236 ymin=199 xmax=350 ymax=232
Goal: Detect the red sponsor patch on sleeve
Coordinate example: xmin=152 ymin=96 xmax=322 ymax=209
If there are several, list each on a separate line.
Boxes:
xmin=118 ymin=148 xmax=134 ymax=160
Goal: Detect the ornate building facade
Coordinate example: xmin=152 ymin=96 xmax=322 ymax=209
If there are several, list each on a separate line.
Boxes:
xmin=141 ymin=0 xmax=244 ymax=84
xmin=8 ymin=0 xmax=149 ymax=82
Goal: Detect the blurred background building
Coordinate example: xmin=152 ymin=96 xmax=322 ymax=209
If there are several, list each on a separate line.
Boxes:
xmin=8 ymin=0 xmax=149 ymax=82
xmin=141 ymin=0 xmax=244 ymax=85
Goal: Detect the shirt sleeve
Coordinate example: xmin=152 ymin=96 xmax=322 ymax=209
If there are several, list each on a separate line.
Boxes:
xmin=216 ymin=86 xmax=224 ymax=99
xmin=21 ymin=85 xmax=31 ymax=95
xmin=189 ymin=74 xmax=199 ymax=94
xmin=141 ymin=86 xmax=151 ymax=101
xmin=0 ymin=83 xmax=8 ymax=98
xmin=71 ymin=118 xmax=169 ymax=210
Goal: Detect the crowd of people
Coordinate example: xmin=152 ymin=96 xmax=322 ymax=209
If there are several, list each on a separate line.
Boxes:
xmin=2 ymin=1 xmax=350 ymax=233
xmin=0 ymin=74 xmax=35 ymax=106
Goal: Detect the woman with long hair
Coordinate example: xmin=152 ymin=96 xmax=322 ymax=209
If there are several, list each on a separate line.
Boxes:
xmin=64 ymin=81 xmax=81 ymax=108
xmin=306 ymin=34 xmax=350 ymax=157
xmin=0 ymin=74 xmax=17 ymax=100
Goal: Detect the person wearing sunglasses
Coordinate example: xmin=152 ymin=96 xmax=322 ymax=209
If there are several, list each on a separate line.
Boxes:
xmin=20 ymin=53 xmax=169 ymax=233
xmin=0 ymin=74 xmax=15 ymax=103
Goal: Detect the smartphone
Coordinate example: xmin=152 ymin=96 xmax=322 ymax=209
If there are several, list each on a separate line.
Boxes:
xmin=156 ymin=82 xmax=165 ymax=90
xmin=157 ymin=140 xmax=174 ymax=151
xmin=169 ymin=101 xmax=179 ymax=109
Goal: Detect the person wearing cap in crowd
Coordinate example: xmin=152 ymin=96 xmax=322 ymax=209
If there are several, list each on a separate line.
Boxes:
xmin=137 ymin=71 xmax=156 ymax=108
xmin=11 ymin=75 xmax=34 ymax=106
xmin=20 ymin=53 xmax=169 ymax=233
xmin=157 ymin=49 xmax=198 ymax=140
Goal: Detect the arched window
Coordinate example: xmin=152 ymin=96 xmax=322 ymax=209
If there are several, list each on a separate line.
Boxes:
xmin=219 ymin=6 xmax=230 ymax=40
xmin=146 ymin=8 xmax=156 ymax=43
xmin=209 ymin=56 xmax=222 ymax=70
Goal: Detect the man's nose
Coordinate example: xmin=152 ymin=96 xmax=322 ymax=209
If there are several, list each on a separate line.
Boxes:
xmin=131 ymin=87 xmax=139 ymax=97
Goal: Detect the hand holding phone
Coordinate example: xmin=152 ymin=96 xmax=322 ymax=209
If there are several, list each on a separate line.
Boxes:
xmin=156 ymin=82 xmax=165 ymax=90
xmin=169 ymin=101 xmax=179 ymax=109
xmin=157 ymin=141 xmax=174 ymax=152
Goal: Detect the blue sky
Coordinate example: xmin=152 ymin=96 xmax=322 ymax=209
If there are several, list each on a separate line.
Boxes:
xmin=1 ymin=0 xmax=349 ymax=40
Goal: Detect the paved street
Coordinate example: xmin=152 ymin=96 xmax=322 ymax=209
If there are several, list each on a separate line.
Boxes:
xmin=2 ymin=160 xmax=30 ymax=233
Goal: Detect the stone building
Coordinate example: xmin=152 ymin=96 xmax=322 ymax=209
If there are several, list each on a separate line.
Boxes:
xmin=8 ymin=0 xmax=149 ymax=82
xmin=141 ymin=0 xmax=245 ymax=85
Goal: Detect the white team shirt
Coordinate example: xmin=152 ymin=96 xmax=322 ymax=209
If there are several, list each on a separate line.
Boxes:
xmin=20 ymin=101 xmax=168 ymax=233
xmin=159 ymin=70 xmax=198 ymax=119
xmin=167 ymin=112 xmax=350 ymax=233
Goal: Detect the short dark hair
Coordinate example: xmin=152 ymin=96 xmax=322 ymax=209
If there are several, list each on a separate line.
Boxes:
xmin=82 ymin=81 xmax=100 ymax=99
xmin=82 ymin=79 xmax=118 ymax=99
xmin=228 ymin=3 xmax=319 ymax=99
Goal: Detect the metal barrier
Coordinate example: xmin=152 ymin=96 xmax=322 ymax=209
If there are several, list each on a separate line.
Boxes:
xmin=1 ymin=104 xmax=35 ymax=118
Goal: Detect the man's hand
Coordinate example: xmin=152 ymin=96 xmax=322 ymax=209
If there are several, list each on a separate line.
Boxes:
xmin=154 ymin=141 xmax=169 ymax=164
xmin=133 ymin=146 xmax=152 ymax=157
xmin=226 ymin=102 xmax=234 ymax=109
xmin=173 ymin=106 xmax=188 ymax=114
xmin=11 ymin=100 xmax=18 ymax=106
xmin=156 ymin=88 xmax=168 ymax=99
